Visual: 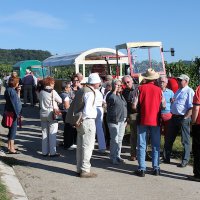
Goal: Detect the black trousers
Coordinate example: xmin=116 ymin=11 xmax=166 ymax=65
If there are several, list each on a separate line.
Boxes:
xmin=62 ymin=112 xmax=77 ymax=148
xmin=192 ymin=124 xmax=200 ymax=177
xmin=103 ymin=113 xmax=110 ymax=148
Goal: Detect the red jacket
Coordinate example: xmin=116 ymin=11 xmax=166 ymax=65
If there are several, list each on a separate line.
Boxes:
xmin=138 ymin=82 xmax=162 ymax=126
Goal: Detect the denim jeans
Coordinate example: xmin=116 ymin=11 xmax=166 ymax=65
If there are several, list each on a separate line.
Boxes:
xmin=163 ymin=116 xmax=191 ymax=164
xmin=108 ymin=121 xmax=125 ymax=161
xmin=7 ymin=117 xmax=17 ymax=140
xmin=137 ymin=125 xmax=160 ymax=171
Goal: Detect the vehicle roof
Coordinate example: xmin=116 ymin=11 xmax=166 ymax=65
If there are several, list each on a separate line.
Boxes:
xmin=116 ymin=41 xmax=162 ymax=50
xmin=42 ymin=48 xmax=128 ymax=67
xmin=13 ymin=60 xmax=41 ymax=68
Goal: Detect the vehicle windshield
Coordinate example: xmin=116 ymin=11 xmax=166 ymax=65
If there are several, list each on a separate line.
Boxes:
xmin=31 ymin=67 xmax=43 ymax=78
xmin=131 ymin=47 xmax=164 ymax=74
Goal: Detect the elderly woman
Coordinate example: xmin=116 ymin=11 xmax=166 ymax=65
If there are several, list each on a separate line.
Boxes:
xmin=39 ymin=77 xmax=62 ymax=157
xmin=106 ymin=79 xmax=127 ymax=164
xmin=4 ymin=77 xmax=22 ymax=154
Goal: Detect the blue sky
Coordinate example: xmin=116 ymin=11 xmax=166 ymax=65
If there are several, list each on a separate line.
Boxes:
xmin=0 ymin=0 xmax=199 ymax=62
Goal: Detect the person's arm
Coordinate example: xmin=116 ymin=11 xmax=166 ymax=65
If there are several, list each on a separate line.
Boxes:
xmin=63 ymin=96 xmax=70 ymax=109
xmin=184 ymin=108 xmax=193 ymax=119
xmin=192 ymin=105 xmax=200 ymax=124
xmin=184 ymin=89 xmax=195 ymax=119
xmin=54 ymin=90 xmax=62 ymax=104
xmin=10 ymin=90 xmax=20 ymax=117
xmin=131 ymin=89 xmax=139 ymax=111
xmin=161 ymin=91 xmax=166 ymax=109
xmin=82 ymin=92 xmax=95 ymax=119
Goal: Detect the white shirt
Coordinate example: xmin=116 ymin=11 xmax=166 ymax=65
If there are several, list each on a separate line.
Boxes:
xmin=82 ymin=91 xmax=97 ymax=120
xmin=95 ymin=89 xmax=103 ymax=107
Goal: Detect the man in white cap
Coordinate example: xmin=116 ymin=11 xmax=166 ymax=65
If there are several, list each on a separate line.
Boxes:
xmin=133 ymin=68 xmax=162 ymax=177
xmin=163 ymin=74 xmax=194 ymax=167
xmin=73 ymin=73 xmax=101 ymax=178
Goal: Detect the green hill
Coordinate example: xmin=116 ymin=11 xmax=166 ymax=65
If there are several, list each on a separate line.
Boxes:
xmin=0 ymin=48 xmax=52 ymax=65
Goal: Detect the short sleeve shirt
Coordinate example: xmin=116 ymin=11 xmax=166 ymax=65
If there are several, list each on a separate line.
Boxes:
xmin=171 ymin=86 xmax=194 ymax=115
xmin=193 ymin=85 xmax=200 ymax=124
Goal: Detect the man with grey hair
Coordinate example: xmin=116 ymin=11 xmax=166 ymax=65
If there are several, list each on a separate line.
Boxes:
xmin=71 ymin=73 xmax=101 ymax=178
xmin=163 ymin=74 xmax=194 ymax=167
xmin=158 ymin=75 xmax=174 ymax=137
xmin=122 ymin=75 xmax=137 ymax=161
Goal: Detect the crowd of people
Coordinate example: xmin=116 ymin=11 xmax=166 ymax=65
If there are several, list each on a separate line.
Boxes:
xmin=2 ymin=68 xmax=200 ymax=181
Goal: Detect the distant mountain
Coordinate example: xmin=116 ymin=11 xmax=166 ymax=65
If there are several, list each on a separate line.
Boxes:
xmin=0 ymin=48 xmax=52 ymax=65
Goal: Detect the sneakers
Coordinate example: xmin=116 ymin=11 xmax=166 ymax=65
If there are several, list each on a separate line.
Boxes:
xmin=153 ymin=169 xmax=161 ymax=176
xmin=49 ymin=153 xmax=60 ymax=157
xmin=177 ymin=162 xmax=188 ymax=168
xmin=97 ymin=149 xmax=106 ymax=154
xmin=80 ymin=171 xmax=97 ymax=178
xmin=117 ymin=157 xmax=125 ymax=163
xmin=68 ymin=144 xmax=77 ymax=150
xmin=162 ymin=158 xmax=170 ymax=164
xmin=112 ymin=159 xmax=120 ymax=165
xmin=134 ymin=170 xmax=145 ymax=177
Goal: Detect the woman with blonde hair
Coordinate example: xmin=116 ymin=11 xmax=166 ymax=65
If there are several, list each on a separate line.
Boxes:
xmin=39 ymin=77 xmax=62 ymax=157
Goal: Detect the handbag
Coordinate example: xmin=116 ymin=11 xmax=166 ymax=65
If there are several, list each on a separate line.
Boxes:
xmin=51 ymin=91 xmax=62 ymax=120
xmin=1 ymin=111 xmax=14 ymax=128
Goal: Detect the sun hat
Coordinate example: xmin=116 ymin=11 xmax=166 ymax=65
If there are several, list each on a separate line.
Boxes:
xmin=87 ymin=73 xmax=101 ymax=84
xmin=177 ymin=74 xmax=190 ymax=82
xmin=141 ymin=68 xmax=160 ymax=80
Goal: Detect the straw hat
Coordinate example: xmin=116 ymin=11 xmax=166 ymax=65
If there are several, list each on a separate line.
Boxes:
xmin=141 ymin=68 xmax=160 ymax=80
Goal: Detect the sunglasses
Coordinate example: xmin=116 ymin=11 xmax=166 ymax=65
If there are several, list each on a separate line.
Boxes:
xmin=73 ymin=80 xmax=79 ymax=82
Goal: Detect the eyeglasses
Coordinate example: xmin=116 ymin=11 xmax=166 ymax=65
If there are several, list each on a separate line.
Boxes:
xmin=177 ymin=79 xmax=183 ymax=82
xmin=73 ymin=80 xmax=79 ymax=82
xmin=124 ymin=81 xmax=130 ymax=84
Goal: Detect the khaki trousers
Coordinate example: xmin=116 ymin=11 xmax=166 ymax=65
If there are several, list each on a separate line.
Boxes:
xmin=76 ymin=119 xmax=96 ymax=173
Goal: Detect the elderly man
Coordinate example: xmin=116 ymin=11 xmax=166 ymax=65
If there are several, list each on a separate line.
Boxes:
xmin=122 ymin=75 xmax=137 ymax=161
xmin=22 ymin=69 xmax=34 ymax=107
xmin=163 ymin=74 xmax=194 ymax=167
xmin=133 ymin=69 xmax=162 ymax=177
xmin=158 ymin=76 xmax=174 ymax=137
xmin=71 ymin=73 xmax=101 ymax=178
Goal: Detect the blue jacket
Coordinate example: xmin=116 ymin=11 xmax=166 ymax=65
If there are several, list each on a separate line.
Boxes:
xmin=4 ymin=87 xmax=22 ymax=117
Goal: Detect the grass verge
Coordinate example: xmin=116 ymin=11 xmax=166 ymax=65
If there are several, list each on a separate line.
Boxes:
xmin=0 ymin=179 xmax=10 ymax=200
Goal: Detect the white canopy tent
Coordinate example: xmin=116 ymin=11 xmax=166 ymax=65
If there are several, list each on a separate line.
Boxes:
xmin=42 ymin=48 xmax=128 ymax=77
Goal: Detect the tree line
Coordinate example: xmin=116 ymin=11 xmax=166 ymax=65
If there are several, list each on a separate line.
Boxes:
xmin=0 ymin=48 xmax=52 ymax=77
xmin=0 ymin=48 xmax=199 ymax=89
xmin=0 ymin=48 xmax=51 ymax=65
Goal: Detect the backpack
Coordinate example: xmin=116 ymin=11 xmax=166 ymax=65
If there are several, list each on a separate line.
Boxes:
xmin=65 ymin=85 xmax=95 ymax=126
